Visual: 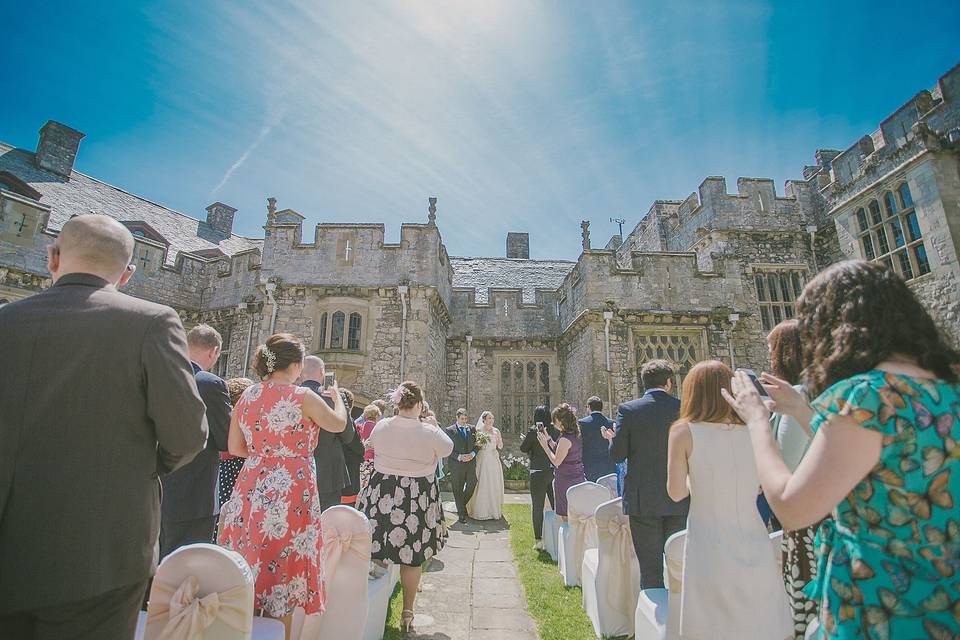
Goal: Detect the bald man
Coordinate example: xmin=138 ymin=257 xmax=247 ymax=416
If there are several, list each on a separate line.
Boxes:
xmin=0 ymin=214 xmax=208 ymax=639
xmin=299 ymin=356 xmax=355 ymax=510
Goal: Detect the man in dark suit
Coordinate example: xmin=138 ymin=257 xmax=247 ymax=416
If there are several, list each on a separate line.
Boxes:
xmin=607 ymin=359 xmax=688 ymax=589
xmin=159 ymin=324 xmax=232 ymax=558
xmin=300 ymin=356 xmax=355 ymax=511
xmin=578 ymin=396 xmax=616 ymax=482
xmin=0 ymin=214 xmax=207 ymax=639
xmin=445 ymin=408 xmax=478 ymax=524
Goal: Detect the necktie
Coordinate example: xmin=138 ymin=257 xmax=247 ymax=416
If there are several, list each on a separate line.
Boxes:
xmin=460 ymin=426 xmax=468 ymax=442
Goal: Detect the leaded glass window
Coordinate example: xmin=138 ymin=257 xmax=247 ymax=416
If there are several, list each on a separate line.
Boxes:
xmin=498 ymin=357 xmax=552 ymax=434
xmin=753 ymin=267 xmax=807 ymax=331
xmin=852 ymin=182 xmax=930 ymax=280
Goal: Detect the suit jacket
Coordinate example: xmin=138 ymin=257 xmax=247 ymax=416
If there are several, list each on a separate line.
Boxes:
xmin=160 ymin=362 xmax=231 ymax=523
xmin=302 ymin=380 xmax=354 ymax=494
xmin=578 ymin=411 xmax=616 ymax=480
xmin=444 ymin=423 xmax=478 ymax=471
xmin=0 ymin=273 xmax=207 ymax=613
xmin=520 ymin=423 xmax=560 ymax=472
xmin=610 ymin=389 xmax=688 ymax=518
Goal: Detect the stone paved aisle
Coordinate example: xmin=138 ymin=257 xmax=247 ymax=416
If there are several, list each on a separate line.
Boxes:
xmin=405 ymin=497 xmax=538 ymax=640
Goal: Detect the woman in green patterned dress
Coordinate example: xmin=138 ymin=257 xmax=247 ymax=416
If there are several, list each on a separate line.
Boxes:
xmin=723 ymin=260 xmax=959 ymax=639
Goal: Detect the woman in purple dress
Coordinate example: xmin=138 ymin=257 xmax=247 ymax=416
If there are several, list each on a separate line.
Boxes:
xmin=537 ymin=403 xmax=586 ymax=518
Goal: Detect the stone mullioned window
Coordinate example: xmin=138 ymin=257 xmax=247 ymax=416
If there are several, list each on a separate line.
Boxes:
xmin=753 ymin=267 xmax=807 ymax=332
xmin=853 ymin=182 xmax=930 ymax=281
xmin=317 ymin=310 xmax=363 ymax=352
xmin=498 ymin=358 xmax=552 ymax=434
xmin=634 ymin=329 xmax=706 ymax=396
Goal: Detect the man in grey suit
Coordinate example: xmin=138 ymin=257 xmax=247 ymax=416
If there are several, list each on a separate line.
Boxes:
xmin=159 ymin=324 xmax=232 ymax=558
xmin=0 ymin=215 xmax=208 ymax=639
xmin=607 ymin=359 xmax=688 ymax=589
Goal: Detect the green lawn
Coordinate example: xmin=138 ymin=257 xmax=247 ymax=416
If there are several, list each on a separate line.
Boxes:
xmin=382 ymin=582 xmax=404 ymax=640
xmin=502 ymin=503 xmax=603 ymax=640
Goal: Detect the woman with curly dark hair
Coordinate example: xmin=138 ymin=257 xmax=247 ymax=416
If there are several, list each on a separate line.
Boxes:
xmin=537 ymin=403 xmax=586 ymax=519
xmin=724 ymin=260 xmax=960 ymax=639
xmin=767 ymin=319 xmax=821 ymax=638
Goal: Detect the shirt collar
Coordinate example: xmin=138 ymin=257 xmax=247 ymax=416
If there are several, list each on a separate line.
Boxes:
xmin=52 ymin=272 xmax=114 ymax=290
xmin=190 ymin=361 xmax=202 ymax=374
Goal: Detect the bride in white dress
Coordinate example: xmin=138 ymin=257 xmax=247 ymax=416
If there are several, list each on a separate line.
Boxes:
xmin=466 ymin=411 xmax=504 ymax=520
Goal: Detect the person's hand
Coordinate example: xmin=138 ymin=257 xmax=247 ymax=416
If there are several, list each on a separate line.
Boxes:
xmin=601 ymin=426 xmax=615 ymax=441
xmin=722 ymin=370 xmax=771 ymax=429
xmin=321 ymin=381 xmax=340 ymax=401
xmin=536 ymin=430 xmax=549 ymax=446
xmin=759 ymin=372 xmax=805 ymax=417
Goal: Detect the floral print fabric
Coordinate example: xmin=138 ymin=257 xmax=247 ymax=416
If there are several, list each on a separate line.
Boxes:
xmin=807 ymin=371 xmax=959 ymax=639
xmin=357 ymin=471 xmax=446 ymax=566
xmin=218 ymin=382 xmax=326 ymax=617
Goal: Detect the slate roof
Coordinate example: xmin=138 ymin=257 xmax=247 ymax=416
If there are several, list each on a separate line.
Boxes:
xmin=0 ymin=143 xmax=262 ymax=265
xmin=449 ymin=256 xmax=575 ymax=303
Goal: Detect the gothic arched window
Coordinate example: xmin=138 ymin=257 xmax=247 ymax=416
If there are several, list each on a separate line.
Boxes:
xmin=330 ymin=311 xmax=345 ymax=349
xmin=317 ymin=312 xmax=327 ymax=349
xmin=347 ymin=313 xmax=362 ymax=351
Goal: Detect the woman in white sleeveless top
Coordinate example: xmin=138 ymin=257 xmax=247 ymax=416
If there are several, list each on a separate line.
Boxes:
xmin=667 ymin=361 xmax=791 ymax=640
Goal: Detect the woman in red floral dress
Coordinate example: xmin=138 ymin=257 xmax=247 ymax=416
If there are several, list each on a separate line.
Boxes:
xmin=218 ymin=333 xmax=347 ymax=628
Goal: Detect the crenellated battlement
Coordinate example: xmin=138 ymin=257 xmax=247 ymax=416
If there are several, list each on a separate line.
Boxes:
xmin=822 ymin=64 xmax=960 ymax=206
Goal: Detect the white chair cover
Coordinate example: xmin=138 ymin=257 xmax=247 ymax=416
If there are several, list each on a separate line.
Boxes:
xmin=584 ymin=498 xmax=640 ymax=636
xmin=558 ymin=482 xmax=610 ymax=587
xmin=543 ymin=510 xmax=559 ymax=562
xmin=596 ymin=473 xmax=618 ymax=499
xmin=362 ymin=564 xmax=400 ymax=640
xmin=145 ymin=544 xmax=256 ymax=640
xmin=634 ymin=529 xmax=686 ymax=640
xmin=299 ymin=506 xmax=372 ymax=640
xmin=663 ymin=529 xmax=686 ymax=640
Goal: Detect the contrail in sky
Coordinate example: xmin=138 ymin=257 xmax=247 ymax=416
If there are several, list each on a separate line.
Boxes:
xmin=210 ymin=107 xmax=286 ymax=197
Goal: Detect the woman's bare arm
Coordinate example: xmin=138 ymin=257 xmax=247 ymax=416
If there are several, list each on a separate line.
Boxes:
xmin=666 ymin=422 xmax=692 ymax=502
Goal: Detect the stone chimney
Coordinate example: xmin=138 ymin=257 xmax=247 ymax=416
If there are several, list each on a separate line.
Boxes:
xmin=506 ymin=232 xmax=529 ymax=259
xmin=205 ymin=202 xmax=238 ymax=235
xmin=35 ymin=120 xmax=85 ymax=178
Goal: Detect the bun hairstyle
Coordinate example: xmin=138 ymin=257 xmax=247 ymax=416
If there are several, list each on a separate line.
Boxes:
xmin=389 ymin=380 xmax=425 ymax=410
xmin=551 ymin=403 xmax=580 ymax=437
xmin=253 ymin=333 xmax=306 ymax=379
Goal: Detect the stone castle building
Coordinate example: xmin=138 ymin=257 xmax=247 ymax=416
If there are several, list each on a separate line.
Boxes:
xmin=2 ymin=64 xmax=958 ymax=441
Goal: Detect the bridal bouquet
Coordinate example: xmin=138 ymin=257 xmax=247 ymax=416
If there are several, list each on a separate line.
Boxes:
xmin=474 ymin=431 xmax=492 ymax=448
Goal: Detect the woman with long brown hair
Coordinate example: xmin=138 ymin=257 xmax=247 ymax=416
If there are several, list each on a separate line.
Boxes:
xmin=537 ymin=403 xmax=586 ymax=519
xmin=667 ymin=360 xmax=791 ymax=640
xmin=724 ymin=260 xmax=960 ymax=639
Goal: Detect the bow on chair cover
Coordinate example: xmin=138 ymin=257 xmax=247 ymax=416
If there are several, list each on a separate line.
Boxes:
xmin=570 ymin=510 xmax=597 ymax=580
xmin=603 ymin=514 xmax=639 ymax=616
xmin=322 ymin=524 xmax=372 ymax=576
xmin=149 ymin=575 xmax=252 ymax=640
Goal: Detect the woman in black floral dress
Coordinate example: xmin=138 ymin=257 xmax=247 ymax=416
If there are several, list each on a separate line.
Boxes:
xmin=356 ymin=381 xmax=453 ymax=633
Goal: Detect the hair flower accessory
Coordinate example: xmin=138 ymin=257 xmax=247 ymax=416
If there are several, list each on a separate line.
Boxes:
xmin=387 ymin=386 xmax=408 ymax=404
xmin=262 ymin=345 xmax=277 ymax=373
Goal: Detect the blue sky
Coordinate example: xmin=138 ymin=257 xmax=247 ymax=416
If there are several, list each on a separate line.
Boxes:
xmin=3 ymin=1 xmax=958 ymax=259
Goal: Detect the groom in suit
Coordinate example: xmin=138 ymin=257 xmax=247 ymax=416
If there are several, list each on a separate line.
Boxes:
xmin=445 ymin=408 xmax=478 ymax=524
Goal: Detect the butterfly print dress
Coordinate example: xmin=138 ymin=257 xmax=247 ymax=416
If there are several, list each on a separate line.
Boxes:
xmin=806 ymin=371 xmax=959 ymax=639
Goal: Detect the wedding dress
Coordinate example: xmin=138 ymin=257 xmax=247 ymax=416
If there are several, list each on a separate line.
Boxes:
xmin=466 ymin=423 xmax=504 ymax=520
